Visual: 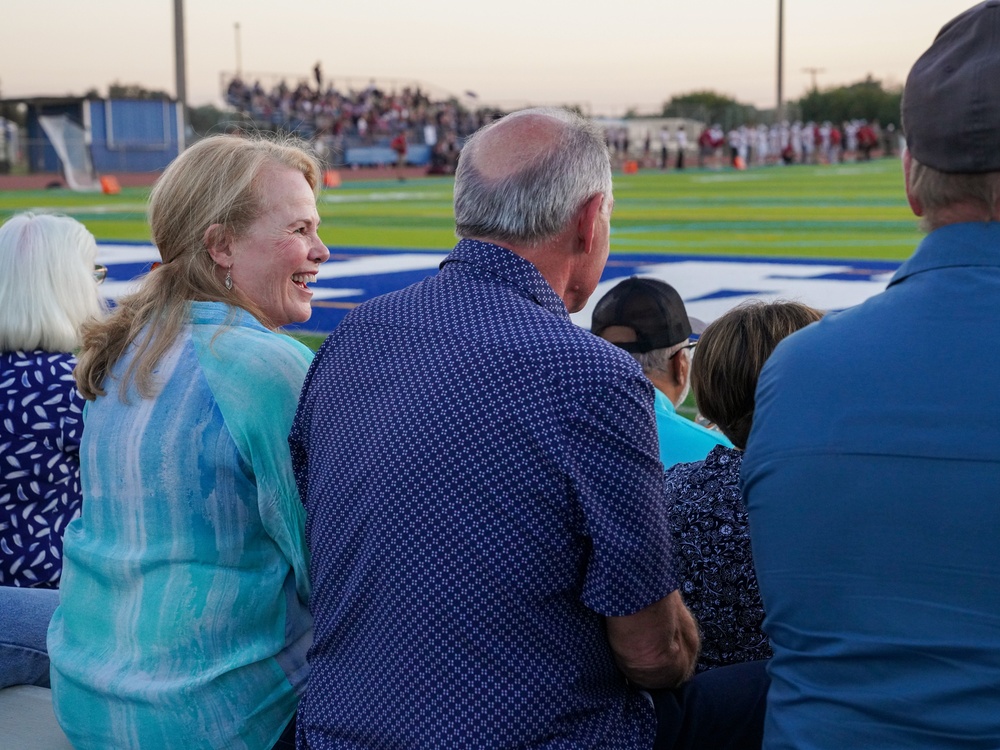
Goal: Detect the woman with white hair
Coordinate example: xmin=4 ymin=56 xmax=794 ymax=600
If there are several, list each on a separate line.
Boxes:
xmin=0 ymin=212 xmax=106 ymax=690
xmin=0 ymin=212 xmax=106 ymax=588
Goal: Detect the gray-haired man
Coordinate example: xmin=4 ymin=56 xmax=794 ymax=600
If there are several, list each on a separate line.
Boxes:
xmin=293 ymin=108 xmax=767 ymax=749
xmin=592 ymin=277 xmax=733 ymax=469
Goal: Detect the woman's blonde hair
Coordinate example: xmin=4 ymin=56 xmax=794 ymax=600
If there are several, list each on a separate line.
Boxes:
xmin=74 ymin=133 xmax=321 ymax=401
xmin=0 ymin=212 xmax=106 ymax=353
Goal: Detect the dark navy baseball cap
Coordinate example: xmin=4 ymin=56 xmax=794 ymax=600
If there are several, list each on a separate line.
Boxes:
xmin=591 ymin=277 xmax=699 ymax=353
xmin=903 ymin=0 xmax=1000 ymax=173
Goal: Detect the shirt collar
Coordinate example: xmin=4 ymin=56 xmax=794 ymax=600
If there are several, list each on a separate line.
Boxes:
xmin=889 ymin=222 xmax=1000 ymax=288
xmin=654 ymin=387 xmax=676 ymax=414
xmin=440 ymin=239 xmax=570 ymax=320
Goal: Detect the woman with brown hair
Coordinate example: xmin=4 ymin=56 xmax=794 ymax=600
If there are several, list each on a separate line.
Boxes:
xmin=663 ymin=300 xmax=822 ymax=672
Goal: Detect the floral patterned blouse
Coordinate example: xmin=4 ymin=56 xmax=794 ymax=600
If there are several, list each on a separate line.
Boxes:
xmin=663 ymin=444 xmax=772 ymax=671
xmin=0 ymin=350 xmax=84 ymax=587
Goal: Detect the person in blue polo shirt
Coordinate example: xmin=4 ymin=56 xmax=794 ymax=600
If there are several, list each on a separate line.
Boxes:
xmin=291 ymin=108 xmax=767 ymax=750
xmin=742 ymin=3 xmax=1000 ymax=747
xmin=592 ymin=277 xmax=732 ymax=469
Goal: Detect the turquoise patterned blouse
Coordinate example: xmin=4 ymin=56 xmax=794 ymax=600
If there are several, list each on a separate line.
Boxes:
xmin=48 ymin=302 xmax=313 ymax=750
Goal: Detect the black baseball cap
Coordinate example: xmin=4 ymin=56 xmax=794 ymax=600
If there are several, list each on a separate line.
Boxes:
xmin=591 ymin=277 xmax=699 ymax=353
xmin=903 ymin=0 xmax=1000 ymax=173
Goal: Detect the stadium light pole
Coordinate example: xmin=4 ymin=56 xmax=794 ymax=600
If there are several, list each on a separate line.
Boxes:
xmin=776 ymin=0 xmax=784 ymax=123
xmin=174 ymin=0 xmax=188 ymax=148
xmin=235 ymin=23 xmax=243 ymax=79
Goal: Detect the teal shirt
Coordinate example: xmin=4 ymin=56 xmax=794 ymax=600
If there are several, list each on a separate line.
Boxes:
xmin=654 ymin=388 xmax=732 ymax=469
xmin=48 ymin=302 xmax=313 ymax=750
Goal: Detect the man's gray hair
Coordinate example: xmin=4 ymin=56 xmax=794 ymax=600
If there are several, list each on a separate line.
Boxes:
xmin=631 ymin=341 xmax=690 ymax=376
xmin=909 ymin=155 xmax=1000 ymax=231
xmin=454 ymin=108 xmax=612 ymax=246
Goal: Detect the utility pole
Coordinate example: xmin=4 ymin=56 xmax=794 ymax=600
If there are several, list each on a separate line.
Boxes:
xmin=174 ymin=0 xmax=188 ymax=146
xmin=776 ymin=0 xmax=784 ymax=123
xmin=802 ymin=67 xmax=826 ymax=91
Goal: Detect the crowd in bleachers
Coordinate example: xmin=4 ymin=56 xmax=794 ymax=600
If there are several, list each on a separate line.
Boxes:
xmin=223 ymin=73 xmax=904 ymax=177
xmin=224 ymin=75 xmax=505 ymax=172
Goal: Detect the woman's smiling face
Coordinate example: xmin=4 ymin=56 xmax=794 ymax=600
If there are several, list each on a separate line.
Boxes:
xmin=227 ymin=163 xmax=330 ymax=328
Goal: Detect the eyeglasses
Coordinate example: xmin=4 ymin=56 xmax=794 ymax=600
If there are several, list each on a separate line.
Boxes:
xmin=670 ymin=341 xmax=697 ymax=359
xmin=93 ymin=264 xmax=108 ymax=284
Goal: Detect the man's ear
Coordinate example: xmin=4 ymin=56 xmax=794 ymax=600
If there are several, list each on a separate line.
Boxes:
xmin=902 ymin=149 xmax=924 ymax=217
xmin=204 ymin=224 xmax=233 ymax=266
xmin=672 ymin=346 xmax=691 ymax=388
xmin=576 ymin=193 xmax=605 ymax=255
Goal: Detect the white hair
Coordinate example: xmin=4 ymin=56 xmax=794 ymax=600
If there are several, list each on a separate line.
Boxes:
xmin=454 ymin=108 xmax=613 ymax=246
xmin=0 ymin=212 xmax=106 ymax=352
xmin=634 ymin=342 xmax=692 ymax=407
xmin=631 ymin=340 xmax=690 ymax=376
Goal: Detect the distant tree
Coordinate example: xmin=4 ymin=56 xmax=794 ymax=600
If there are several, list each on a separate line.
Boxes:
xmin=189 ymin=105 xmax=242 ymax=137
xmin=662 ymin=90 xmax=760 ymax=130
xmin=797 ymin=75 xmax=902 ymax=126
xmin=82 ymin=87 xmax=101 ymax=99
xmin=0 ymin=101 xmax=26 ymax=126
xmin=107 ymin=81 xmax=171 ymax=100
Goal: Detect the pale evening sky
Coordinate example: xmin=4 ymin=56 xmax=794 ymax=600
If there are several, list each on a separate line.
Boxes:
xmin=0 ymin=0 xmax=977 ymax=116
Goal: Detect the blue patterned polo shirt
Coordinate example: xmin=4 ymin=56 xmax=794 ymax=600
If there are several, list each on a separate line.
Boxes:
xmin=291 ymin=239 xmax=678 ymax=748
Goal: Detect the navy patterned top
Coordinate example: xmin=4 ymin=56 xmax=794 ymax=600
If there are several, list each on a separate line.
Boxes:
xmin=291 ymin=239 xmax=677 ymax=748
xmin=663 ymin=445 xmax=772 ymax=671
xmin=0 ymin=350 xmax=84 ymax=587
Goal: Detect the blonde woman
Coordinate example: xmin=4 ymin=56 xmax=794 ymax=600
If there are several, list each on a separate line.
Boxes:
xmin=47 ymin=134 xmax=330 ymax=750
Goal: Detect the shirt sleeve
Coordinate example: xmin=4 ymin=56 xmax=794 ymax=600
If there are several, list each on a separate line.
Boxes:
xmin=193 ymin=326 xmax=314 ymax=603
xmin=556 ymin=358 xmax=678 ymax=617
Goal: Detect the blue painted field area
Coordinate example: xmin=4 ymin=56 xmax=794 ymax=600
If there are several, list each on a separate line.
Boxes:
xmin=97 ymin=242 xmax=901 ymax=335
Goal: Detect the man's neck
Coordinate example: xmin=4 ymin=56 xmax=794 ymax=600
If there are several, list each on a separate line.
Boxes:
xmin=925 ymin=204 xmax=1000 ymax=232
xmin=647 ymin=371 xmax=682 ymax=407
xmin=466 ymin=232 xmax=580 ymax=310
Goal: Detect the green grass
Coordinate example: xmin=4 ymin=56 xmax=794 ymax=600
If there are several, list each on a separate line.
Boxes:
xmin=292 ymin=333 xmax=327 ymax=351
xmin=0 ymin=158 xmax=919 ymax=260
xmin=607 ymin=161 xmax=917 ymax=260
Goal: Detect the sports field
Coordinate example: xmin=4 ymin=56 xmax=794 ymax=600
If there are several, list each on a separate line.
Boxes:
xmin=0 ymin=157 xmax=919 ymax=338
xmin=0 ymin=159 xmax=920 ymax=416
xmin=0 ymin=157 xmax=917 ymax=255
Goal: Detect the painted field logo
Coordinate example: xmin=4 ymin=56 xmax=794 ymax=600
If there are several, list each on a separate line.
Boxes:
xmin=96 ymin=243 xmax=900 ymax=334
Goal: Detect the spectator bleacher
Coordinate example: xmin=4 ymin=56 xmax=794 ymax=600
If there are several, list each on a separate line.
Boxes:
xmin=223 ymin=74 xmax=506 ymax=171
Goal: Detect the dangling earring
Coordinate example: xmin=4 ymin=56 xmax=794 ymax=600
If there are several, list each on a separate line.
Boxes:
xmin=224 ymin=266 xmax=233 ymax=291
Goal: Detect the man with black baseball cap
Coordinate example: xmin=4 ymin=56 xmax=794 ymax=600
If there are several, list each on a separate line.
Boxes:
xmin=592 ymin=277 xmax=732 ymax=468
xmin=742 ymin=3 xmax=1000 ymax=747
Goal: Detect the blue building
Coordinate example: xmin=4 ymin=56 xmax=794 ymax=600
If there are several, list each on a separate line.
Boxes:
xmin=22 ymin=97 xmax=184 ymax=176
